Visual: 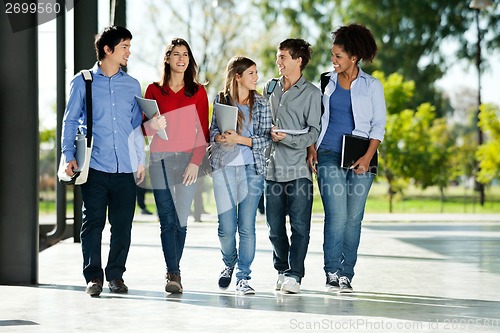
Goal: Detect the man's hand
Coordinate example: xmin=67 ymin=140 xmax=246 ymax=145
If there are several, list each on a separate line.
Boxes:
xmin=65 ymin=159 xmax=79 ymax=177
xmin=270 ymin=126 xmax=287 ymax=142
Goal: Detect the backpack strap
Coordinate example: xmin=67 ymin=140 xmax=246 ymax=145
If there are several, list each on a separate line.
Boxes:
xmin=266 ymin=78 xmax=279 ymax=99
xmin=319 ymin=72 xmax=330 ymax=115
xmin=320 ymin=72 xmax=329 ymax=94
xmin=81 ymin=70 xmax=93 ymax=148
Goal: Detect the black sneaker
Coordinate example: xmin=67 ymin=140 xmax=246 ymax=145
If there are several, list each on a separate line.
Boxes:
xmin=86 ymin=278 xmax=103 ymax=297
xmin=218 ymin=266 xmax=234 ymax=289
xmin=325 ymin=272 xmax=339 ymax=290
xmin=339 ymin=276 xmax=353 ymax=293
xmin=108 ymin=278 xmax=128 ymax=293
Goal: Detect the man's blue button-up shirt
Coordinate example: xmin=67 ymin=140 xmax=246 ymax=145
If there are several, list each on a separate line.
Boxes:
xmin=62 ymin=62 xmax=145 ymax=173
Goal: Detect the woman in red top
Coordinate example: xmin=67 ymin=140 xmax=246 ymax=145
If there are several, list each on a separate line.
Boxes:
xmin=144 ymin=38 xmax=209 ymax=294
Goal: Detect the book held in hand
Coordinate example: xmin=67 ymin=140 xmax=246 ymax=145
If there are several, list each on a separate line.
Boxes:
xmin=271 ymin=127 xmax=309 ymax=135
xmin=214 ymin=102 xmax=238 ymax=133
xmin=135 ymin=96 xmax=168 ymax=140
xmin=341 ymin=134 xmax=378 ymax=174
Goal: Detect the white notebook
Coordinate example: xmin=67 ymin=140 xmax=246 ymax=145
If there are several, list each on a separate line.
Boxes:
xmin=214 ymin=102 xmax=238 ymax=133
xmin=135 ymin=96 xmax=168 ymax=140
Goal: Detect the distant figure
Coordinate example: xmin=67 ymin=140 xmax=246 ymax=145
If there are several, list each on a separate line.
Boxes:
xmin=257 ymin=194 xmax=265 ymax=215
xmin=61 ymin=26 xmax=145 ymax=297
xmin=191 ymin=176 xmax=207 ymax=222
xmin=136 ymin=186 xmax=153 ymax=215
xmin=307 ymin=24 xmax=386 ymax=293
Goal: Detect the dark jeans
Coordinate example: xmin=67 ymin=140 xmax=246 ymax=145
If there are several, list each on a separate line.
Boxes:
xmin=265 ymin=178 xmax=313 ymax=283
xmin=80 ymin=168 xmax=136 ymax=283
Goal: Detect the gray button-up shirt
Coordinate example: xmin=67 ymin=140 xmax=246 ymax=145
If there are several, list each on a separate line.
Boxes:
xmin=263 ymin=76 xmax=321 ymax=182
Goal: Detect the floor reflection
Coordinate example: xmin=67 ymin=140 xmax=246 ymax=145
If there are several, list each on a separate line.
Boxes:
xmin=39 ymin=284 xmax=500 ymax=324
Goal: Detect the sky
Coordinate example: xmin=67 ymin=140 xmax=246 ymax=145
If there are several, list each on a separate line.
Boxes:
xmin=37 ymin=2 xmax=500 ymax=130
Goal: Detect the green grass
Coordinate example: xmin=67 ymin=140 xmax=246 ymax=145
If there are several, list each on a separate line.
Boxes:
xmin=39 ymin=182 xmax=500 ymax=216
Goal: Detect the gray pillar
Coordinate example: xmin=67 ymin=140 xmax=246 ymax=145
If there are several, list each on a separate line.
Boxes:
xmin=0 ymin=14 xmax=39 ymax=284
xmin=72 ymin=0 xmax=98 ymax=242
xmin=49 ymin=0 xmax=68 ymax=246
xmin=113 ymin=0 xmax=127 ymax=27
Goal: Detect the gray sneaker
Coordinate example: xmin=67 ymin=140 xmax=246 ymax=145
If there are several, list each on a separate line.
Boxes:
xmin=85 ymin=278 xmax=103 ymax=297
xmin=339 ymin=276 xmax=353 ymax=293
xmin=236 ymin=279 xmax=255 ymax=295
xmin=325 ymin=272 xmax=340 ymax=291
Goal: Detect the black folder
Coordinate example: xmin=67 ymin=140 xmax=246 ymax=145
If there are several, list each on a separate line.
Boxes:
xmin=341 ymin=134 xmax=378 ymax=174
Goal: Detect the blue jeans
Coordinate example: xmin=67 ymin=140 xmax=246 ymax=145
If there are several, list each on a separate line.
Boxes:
xmin=212 ymin=164 xmax=263 ymax=281
xmin=149 ymin=153 xmax=197 ymax=275
xmin=317 ymin=148 xmax=374 ymax=280
xmin=265 ymin=178 xmax=313 ymax=283
xmin=80 ymin=168 xmax=136 ymax=283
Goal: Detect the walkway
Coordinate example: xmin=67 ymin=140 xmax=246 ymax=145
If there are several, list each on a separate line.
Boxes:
xmin=2 ymin=214 xmax=500 ymax=332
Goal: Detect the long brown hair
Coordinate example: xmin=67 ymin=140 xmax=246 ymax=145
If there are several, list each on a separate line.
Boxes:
xmin=221 ymin=56 xmax=256 ymax=133
xmin=157 ymin=38 xmax=200 ymax=97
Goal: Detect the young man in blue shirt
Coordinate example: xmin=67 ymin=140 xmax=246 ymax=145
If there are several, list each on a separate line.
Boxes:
xmin=61 ymin=26 xmax=145 ymax=297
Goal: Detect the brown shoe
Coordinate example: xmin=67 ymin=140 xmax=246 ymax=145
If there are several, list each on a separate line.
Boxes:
xmin=86 ymin=278 xmax=103 ymax=297
xmin=165 ymin=273 xmax=183 ymax=293
xmin=108 ymin=278 xmax=128 ymax=293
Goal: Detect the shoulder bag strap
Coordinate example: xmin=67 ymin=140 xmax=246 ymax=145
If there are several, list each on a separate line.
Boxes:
xmin=81 ymin=70 xmax=93 ymax=148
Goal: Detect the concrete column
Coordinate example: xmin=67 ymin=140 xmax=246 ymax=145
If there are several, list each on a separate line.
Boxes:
xmin=0 ymin=12 xmax=39 ymax=284
xmin=112 ymin=0 xmax=127 ymax=27
xmin=72 ymin=0 xmax=98 ymax=242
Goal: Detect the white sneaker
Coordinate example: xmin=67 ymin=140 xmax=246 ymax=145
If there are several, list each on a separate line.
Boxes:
xmin=281 ymin=276 xmax=300 ymax=294
xmin=275 ymin=274 xmax=285 ymax=291
xmin=236 ymin=279 xmax=255 ymax=295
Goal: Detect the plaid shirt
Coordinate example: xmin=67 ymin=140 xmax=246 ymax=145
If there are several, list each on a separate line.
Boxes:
xmin=209 ymin=92 xmax=272 ymax=176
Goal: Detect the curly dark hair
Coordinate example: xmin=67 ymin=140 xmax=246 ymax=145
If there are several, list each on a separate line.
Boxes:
xmin=332 ymin=24 xmax=377 ymax=63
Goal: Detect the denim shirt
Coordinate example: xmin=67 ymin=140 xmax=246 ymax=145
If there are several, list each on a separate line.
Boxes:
xmin=62 ymin=62 xmax=145 ymax=173
xmin=316 ymin=68 xmax=386 ymax=149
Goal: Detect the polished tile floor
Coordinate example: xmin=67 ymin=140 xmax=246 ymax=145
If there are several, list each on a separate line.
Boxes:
xmin=2 ymin=214 xmax=500 ymax=332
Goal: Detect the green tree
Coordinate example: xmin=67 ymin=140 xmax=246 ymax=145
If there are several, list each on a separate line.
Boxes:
xmin=254 ymin=0 xmax=338 ymax=81
xmin=379 ymin=109 xmax=412 ymax=213
xmin=477 ymin=103 xmax=500 ymax=183
xmin=255 ymin=0 xmax=500 ymax=115
xmin=374 ymin=71 xmax=414 ymax=212
xmin=135 ymin=0 xmax=252 ymax=96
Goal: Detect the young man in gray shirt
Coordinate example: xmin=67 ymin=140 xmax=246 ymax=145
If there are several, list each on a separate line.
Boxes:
xmin=263 ymin=38 xmax=321 ymax=294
